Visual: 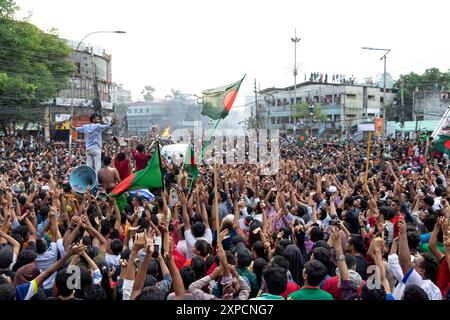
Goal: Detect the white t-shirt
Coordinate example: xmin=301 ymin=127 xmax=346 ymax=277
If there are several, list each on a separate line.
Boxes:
xmin=432 ymin=197 xmax=442 ymax=211
xmin=392 ymin=266 xmax=442 ymax=300
xmin=184 ymin=228 xmax=212 ymax=259
xmin=105 ymin=253 xmax=120 ymax=269
xmin=176 ymin=240 xmax=188 ymax=258
xmin=36 ymin=239 xmax=65 ymax=290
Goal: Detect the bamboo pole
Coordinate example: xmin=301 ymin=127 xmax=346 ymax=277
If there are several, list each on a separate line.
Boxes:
xmin=214 ymin=161 xmax=219 ymax=232
xmin=364 ymin=131 xmax=372 ymax=186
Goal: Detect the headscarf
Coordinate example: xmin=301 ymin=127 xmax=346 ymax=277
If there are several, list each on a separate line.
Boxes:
xmin=286 ymin=244 xmax=305 ymax=286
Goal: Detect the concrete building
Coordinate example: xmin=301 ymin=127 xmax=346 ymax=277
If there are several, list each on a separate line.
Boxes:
xmin=413 ymin=90 xmax=450 ymax=121
xmin=127 ymin=99 xmax=208 ymax=134
xmin=257 ymin=81 xmax=397 ymax=134
xmin=49 ymin=41 xmax=115 ymax=141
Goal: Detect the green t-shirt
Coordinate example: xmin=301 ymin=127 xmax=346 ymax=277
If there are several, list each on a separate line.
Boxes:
xmin=421 ymin=242 xmax=445 ymax=254
xmin=288 ymin=286 xmax=334 ymax=300
xmin=237 ymin=267 xmax=259 ymax=298
xmin=251 ymin=293 xmax=284 ymax=300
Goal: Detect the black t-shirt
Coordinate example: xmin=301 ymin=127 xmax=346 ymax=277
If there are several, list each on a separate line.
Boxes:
xmin=354 ymin=255 xmax=367 ymax=280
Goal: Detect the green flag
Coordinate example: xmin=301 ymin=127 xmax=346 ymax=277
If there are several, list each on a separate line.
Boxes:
xmin=111 ymin=144 xmax=164 ymax=196
xmin=184 ymin=146 xmax=198 ymax=180
xmin=201 ymin=76 xmax=246 ymax=120
xmin=432 ymin=135 xmax=450 ymax=156
xmin=296 ymin=132 xmax=308 ymax=146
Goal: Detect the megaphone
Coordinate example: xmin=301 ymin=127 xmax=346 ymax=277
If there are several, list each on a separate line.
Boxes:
xmin=69 ymin=165 xmax=98 ymax=194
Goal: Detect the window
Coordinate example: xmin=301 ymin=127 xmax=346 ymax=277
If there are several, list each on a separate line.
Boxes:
xmin=346 ymin=94 xmax=357 ymax=100
xmin=146 ymin=109 xmax=149 ymax=113
xmin=75 ymin=62 xmax=81 ymax=74
xmin=334 ymin=114 xmax=340 ymax=122
xmin=280 ymin=117 xmax=289 ymax=124
xmin=368 ymin=95 xmax=375 ymax=101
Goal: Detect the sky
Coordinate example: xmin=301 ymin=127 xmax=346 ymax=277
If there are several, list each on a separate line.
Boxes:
xmin=14 ymin=0 xmax=450 ymax=105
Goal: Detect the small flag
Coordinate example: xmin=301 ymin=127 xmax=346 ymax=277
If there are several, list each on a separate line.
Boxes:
xmin=184 ymin=146 xmax=198 ymax=181
xmin=432 ymin=135 xmax=450 ymax=156
xmin=111 ymin=144 xmax=164 ymax=197
xmin=201 ymin=76 xmax=246 ymax=120
xmin=296 ymin=132 xmax=308 ymax=146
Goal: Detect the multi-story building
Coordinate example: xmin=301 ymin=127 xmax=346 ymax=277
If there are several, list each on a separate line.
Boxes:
xmin=127 ymin=99 xmax=209 ymax=134
xmin=49 ymin=41 xmax=115 ymax=141
xmin=413 ymin=90 xmax=450 ymax=121
xmin=110 ymin=83 xmax=132 ymax=134
xmin=256 ymin=81 xmax=397 ymax=134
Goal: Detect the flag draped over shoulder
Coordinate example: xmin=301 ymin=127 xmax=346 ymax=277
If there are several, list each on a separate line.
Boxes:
xmin=111 ymin=144 xmax=164 ymax=197
xmin=201 ymin=76 xmax=245 ymax=120
xmin=432 ymin=135 xmax=450 ymax=156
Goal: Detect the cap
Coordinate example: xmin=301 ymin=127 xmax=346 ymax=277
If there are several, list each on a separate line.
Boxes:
xmin=328 ymin=186 xmax=337 ymax=193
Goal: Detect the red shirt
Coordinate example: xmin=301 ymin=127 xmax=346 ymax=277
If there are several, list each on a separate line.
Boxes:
xmin=281 ymin=281 xmax=301 ymax=299
xmin=114 ymin=157 xmax=131 ymax=180
xmin=391 ymin=215 xmax=402 ymax=239
xmin=322 ymin=276 xmax=365 ymax=300
xmin=437 ymin=258 xmax=450 ymax=297
xmin=133 ymin=150 xmax=151 ymax=171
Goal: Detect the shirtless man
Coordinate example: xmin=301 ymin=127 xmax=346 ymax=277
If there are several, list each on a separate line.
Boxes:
xmin=98 ymin=156 xmax=121 ymax=192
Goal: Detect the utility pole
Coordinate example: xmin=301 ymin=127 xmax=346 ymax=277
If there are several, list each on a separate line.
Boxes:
xmin=291 ymin=29 xmax=301 ymax=131
xmin=400 ymin=76 xmax=404 ymax=127
xmin=414 ymin=89 xmax=418 ymax=135
xmin=254 ymin=79 xmax=258 ymax=129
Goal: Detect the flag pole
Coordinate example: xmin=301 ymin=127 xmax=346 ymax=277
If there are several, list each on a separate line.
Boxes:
xmin=214 ymin=161 xmax=219 ymax=232
xmin=364 ymin=131 xmax=372 ymax=187
xmin=188 ymin=118 xmax=222 ymax=194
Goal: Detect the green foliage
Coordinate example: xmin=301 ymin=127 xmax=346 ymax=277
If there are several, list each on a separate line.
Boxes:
xmin=0 ymin=0 xmax=19 ymax=19
xmin=394 ymin=68 xmax=450 ymax=121
xmin=142 ymin=85 xmax=155 ymax=102
xmin=292 ymin=101 xmax=328 ymax=121
xmin=0 ymin=14 xmax=74 ymax=125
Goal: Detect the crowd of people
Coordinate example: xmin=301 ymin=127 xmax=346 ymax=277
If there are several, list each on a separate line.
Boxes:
xmin=0 ymin=115 xmax=449 ymax=301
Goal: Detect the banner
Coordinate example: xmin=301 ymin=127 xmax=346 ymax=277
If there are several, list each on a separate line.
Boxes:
xmin=374 ymin=118 xmax=384 ymax=136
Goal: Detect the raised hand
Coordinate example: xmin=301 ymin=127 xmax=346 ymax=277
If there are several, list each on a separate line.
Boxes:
xmin=132 ymin=233 xmax=146 ymax=252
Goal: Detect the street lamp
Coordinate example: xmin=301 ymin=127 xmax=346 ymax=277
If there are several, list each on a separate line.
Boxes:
xmin=68 ymin=30 xmax=126 ymax=157
xmin=361 ymin=46 xmax=391 ymax=150
xmin=291 ymin=29 xmax=301 ymax=131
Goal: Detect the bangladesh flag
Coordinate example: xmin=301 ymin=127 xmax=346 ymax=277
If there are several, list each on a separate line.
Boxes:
xmin=111 ymin=143 xmax=164 ymax=197
xmin=201 ymin=75 xmax=246 ymax=120
xmin=184 ymin=146 xmax=198 ymax=181
xmin=296 ymin=132 xmax=308 ymax=146
xmin=432 ymin=135 xmax=450 ymax=156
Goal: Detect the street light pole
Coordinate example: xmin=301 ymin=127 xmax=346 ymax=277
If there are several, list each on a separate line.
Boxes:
xmin=361 ymin=47 xmax=391 ymax=152
xmin=291 ymin=29 xmax=301 ymax=132
xmin=68 ymin=30 xmax=126 ymax=158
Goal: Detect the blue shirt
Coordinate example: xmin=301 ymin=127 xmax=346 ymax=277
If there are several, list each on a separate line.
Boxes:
xmin=75 ymin=123 xmax=111 ymax=150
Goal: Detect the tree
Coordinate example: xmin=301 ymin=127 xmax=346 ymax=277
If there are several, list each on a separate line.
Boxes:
xmin=393 ymin=68 xmax=450 ymax=121
xmin=292 ymin=102 xmax=328 ymax=122
xmin=142 ymin=85 xmax=155 ymax=102
xmin=0 ymin=3 xmax=74 ymax=131
xmin=0 ymin=0 xmax=18 ymax=19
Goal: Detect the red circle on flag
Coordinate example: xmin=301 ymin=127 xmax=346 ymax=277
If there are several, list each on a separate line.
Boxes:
xmin=299 ymin=135 xmax=305 ymax=141
xmin=223 ymin=89 xmax=238 ymax=112
xmin=445 ymin=140 xmax=450 ymax=149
